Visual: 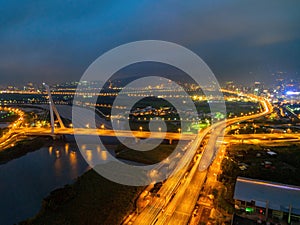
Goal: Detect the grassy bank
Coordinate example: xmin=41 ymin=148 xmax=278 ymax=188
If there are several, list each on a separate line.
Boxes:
xmin=220 ymin=143 xmax=300 ymax=185
xmin=21 ymin=169 xmax=144 ymax=225
xmin=115 ymin=142 xmax=177 ymax=164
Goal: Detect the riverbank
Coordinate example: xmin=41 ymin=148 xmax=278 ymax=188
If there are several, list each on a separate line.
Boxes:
xmin=21 ymin=169 xmax=144 ymax=225
xmin=0 ymin=136 xmax=52 ymax=165
xmin=0 ymin=135 xmax=145 ymax=225
xmin=115 ymin=142 xmax=176 ymax=164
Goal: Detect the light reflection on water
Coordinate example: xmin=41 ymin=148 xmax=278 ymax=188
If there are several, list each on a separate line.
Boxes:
xmin=0 ymin=142 xmax=90 ymax=225
xmin=80 ymin=144 xmax=111 ymax=166
xmin=101 ymin=151 xmax=108 ymax=160
xmin=85 ymin=149 xmax=93 ymax=162
xmin=65 ymin=143 xmax=69 ymax=154
xmin=0 ymin=140 xmax=144 ymax=225
xmin=48 ymin=146 xmax=53 ymax=155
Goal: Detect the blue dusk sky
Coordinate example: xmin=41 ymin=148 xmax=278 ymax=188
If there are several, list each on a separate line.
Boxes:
xmin=0 ymin=0 xmax=300 ymax=86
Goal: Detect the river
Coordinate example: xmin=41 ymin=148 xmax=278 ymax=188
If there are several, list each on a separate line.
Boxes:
xmin=0 ymin=141 xmax=90 ymax=225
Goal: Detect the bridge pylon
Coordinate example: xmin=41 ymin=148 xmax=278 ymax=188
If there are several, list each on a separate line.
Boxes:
xmin=43 ymin=83 xmax=65 ymax=135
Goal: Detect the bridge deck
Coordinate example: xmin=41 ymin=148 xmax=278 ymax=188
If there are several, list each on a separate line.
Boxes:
xmin=13 ymin=128 xmax=196 ymax=140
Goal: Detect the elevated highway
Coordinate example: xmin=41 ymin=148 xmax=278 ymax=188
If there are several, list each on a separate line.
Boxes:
xmin=128 ymin=93 xmax=273 ymax=225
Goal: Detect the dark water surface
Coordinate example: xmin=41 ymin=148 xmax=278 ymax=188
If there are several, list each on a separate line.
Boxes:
xmin=0 ymin=142 xmax=89 ymax=225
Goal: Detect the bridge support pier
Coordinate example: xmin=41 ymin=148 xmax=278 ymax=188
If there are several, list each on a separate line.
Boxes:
xmin=43 ymin=83 xmax=65 ymax=137
xmin=169 ymin=139 xmax=173 ymax=145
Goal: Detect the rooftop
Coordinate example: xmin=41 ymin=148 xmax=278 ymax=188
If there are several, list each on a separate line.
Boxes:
xmin=234 ymin=177 xmax=300 ymax=215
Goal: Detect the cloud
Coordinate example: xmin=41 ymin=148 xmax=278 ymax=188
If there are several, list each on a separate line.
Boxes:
xmin=251 ymin=33 xmax=296 ymax=46
xmin=0 ymin=0 xmax=300 ymax=85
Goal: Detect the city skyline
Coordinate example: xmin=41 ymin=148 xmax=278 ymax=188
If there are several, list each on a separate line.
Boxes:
xmin=1 ymin=2 xmax=300 ymax=225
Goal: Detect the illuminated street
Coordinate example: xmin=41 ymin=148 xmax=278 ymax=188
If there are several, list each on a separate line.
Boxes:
xmin=1 ymin=2 xmax=300 ymax=224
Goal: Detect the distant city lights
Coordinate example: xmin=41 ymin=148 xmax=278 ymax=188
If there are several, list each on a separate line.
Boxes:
xmin=286 ymin=91 xmax=300 ymax=96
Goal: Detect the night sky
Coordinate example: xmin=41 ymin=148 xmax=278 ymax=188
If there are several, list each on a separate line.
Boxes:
xmin=0 ymin=0 xmax=300 ymax=86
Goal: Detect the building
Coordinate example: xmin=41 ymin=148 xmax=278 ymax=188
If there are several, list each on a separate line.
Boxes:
xmin=253 ymin=82 xmax=263 ymax=96
xmin=234 ymin=177 xmax=300 ymax=224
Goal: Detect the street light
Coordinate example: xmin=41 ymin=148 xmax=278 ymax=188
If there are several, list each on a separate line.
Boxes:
xmin=139 ymin=126 xmax=143 ymax=131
